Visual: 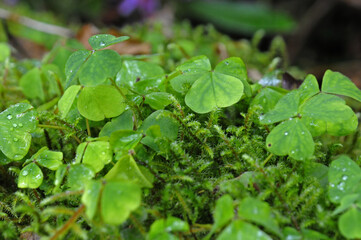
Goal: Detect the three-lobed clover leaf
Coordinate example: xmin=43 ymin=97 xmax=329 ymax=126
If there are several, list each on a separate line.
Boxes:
xmin=0 ymin=103 xmax=37 ymax=160
xmin=18 ymin=163 xmax=43 ymax=189
xmin=338 ymin=207 xmax=361 ymax=239
xmin=170 ymin=56 xmax=250 ymax=113
xmin=258 ymin=70 xmax=361 ymax=160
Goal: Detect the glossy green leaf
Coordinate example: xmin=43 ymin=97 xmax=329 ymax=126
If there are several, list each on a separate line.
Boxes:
xmin=36 ymin=149 xmax=63 ymax=170
xmin=299 ymin=93 xmax=357 ymax=136
xmin=58 ymin=85 xmax=82 ymax=119
xmin=148 ymin=216 xmax=189 ymax=240
xmin=81 ymin=180 xmax=102 ymax=220
xmin=304 ymin=162 xmax=328 ymax=189
xmin=99 ymin=110 xmax=134 ymax=137
xmin=333 ymin=194 xmax=361 ymax=215
xmin=260 ymin=90 xmax=299 ymax=125
xmin=88 ymin=34 xmax=129 ymax=50
xmin=105 ymin=154 xmax=153 ymax=188
xmin=18 ymin=163 xmax=43 ymax=189
xmin=328 ymin=155 xmax=361 ymax=203
xmin=170 ymin=56 xmax=211 ymax=93
xmin=266 ymin=118 xmax=314 ymax=160
xmin=109 ymin=130 xmax=143 ymax=154
xmin=215 ymin=57 xmax=251 ymax=97
xmin=283 ymin=227 xmax=330 ymax=240
xmin=171 ymin=56 xmax=246 ymax=113
xmin=0 ymin=103 xmax=37 ymax=160
xmin=66 ymin=164 xmax=95 ymax=190
xmin=338 ymin=207 xmax=361 ymax=239
xmin=139 ymin=110 xmax=179 ymax=150
xmin=238 ymin=197 xmax=281 ymax=237
xmin=298 ymin=74 xmax=319 ymax=104
xmin=217 ymin=220 xmax=271 ymax=240
xmin=76 ymin=141 xmax=112 ymax=173
xmin=212 ymin=195 xmax=234 ymax=232
xmin=65 ymin=50 xmax=91 ymax=88
xmin=116 ymin=60 xmax=164 ymax=88
xmin=101 ymin=181 xmax=141 ymax=225
xmin=144 ymin=92 xmax=173 ymax=110
xmin=79 ymin=50 xmax=122 ymax=86
xmin=0 ymin=42 xmax=11 ymax=61
xmin=77 ymin=85 xmax=125 ymax=121
xmin=41 ymin=64 xmax=63 ymax=97
xmin=54 ymin=164 xmax=67 ymax=187
xmin=322 ymin=70 xmax=361 ymax=102
xmin=19 ymin=68 xmax=45 ymax=101
xmin=250 ymin=87 xmax=284 ymax=114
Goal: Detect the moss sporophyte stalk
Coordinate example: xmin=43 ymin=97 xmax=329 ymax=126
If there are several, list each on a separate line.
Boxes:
xmin=0 ymin=32 xmax=361 ymax=239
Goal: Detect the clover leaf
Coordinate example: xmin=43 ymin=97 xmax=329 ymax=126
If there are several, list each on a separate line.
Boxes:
xmin=88 ymin=34 xmax=129 ymax=50
xmin=58 ymin=85 xmax=82 ymax=119
xmin=266 ymin=118 xmax=314 ymax=161
xmin=170 ymin=56 xmax=248 ymax=113
xmin=77 ymin=85 xmax=126 ymax=121
xmin=322 ymin=70 xmax=361 ymax=102
xmin=338 ymin=207 xmax=361 ymax=239
xmin=0 ymin=103 xmax=37 ymax=160
xmin=18 ymin=163 xmax=43 ymax=189
xmin=218 ymin=220 xmax=271 ymax=240
xmin=75 ymin=141 xmax=112 ymax=173
xmin=98 ymin=110 xmax=134 ymax=137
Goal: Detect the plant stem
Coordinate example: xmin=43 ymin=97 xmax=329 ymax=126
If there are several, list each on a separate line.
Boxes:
xmin=86 ymin=118 xmax=91 ymax=137
xmin=262 ymin=153 xmax=273 ymax=167
xmin=38 ymin=124 xmax=68 ymax=130
xmin=50 ymin=204 xmax=85 ymax=240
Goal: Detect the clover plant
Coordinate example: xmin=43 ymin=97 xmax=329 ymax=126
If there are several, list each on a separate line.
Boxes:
xmin=0 ymin=30 xmax=361 ymax=240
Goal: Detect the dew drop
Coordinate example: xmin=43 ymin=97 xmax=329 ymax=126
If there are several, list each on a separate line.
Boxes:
xmin=99 ymin=41 xmax=105 ymax=47
xmin=19 ymin=123 xmax=23 ymax=127
xmin=22 ymin=170 xmax=28 ymax=176
xmin=225 ymin=61 xmax=229 ymax=65
xmin=337 ymin=182 xmax=345 ymax=191
xmin=330 ymin=183 xmax=335 ymax=187
xmin=342 ymin=168 xmax=347 ymax=172
xmin=342 ymin=175 xmax=348 ymax=181
xmin=291 ymin=150 xmax=295 ymax=154
xmin=301 ymin=131 xmax=305 ymax=135
xmin=70 ymin=70 xmax=73 ymax=73
xmin=13 ymin=123 xmax=17 ymax=128
xmin=10 ymin=127 xmax=14 ymax=131
xmin=7 ymin=114 xmax=12 ymax=120
xmin=284 ymin=132 xmax=289 ymax=136
xmin=13 ymin=138 xmax=18 ymax=142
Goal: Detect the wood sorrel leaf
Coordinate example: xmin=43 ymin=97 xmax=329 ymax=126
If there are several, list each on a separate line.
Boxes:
xmin=65 ymin=50 xmax=91 ymax=88
xmin=238 ymin=197 xmax=281 ymax=237
xmin=266 ymin=118 xmax=314 ymax=160
xmin=66 ymin=164 xmax=95 ymax=190
xmin=88 ymin=34 xmax=129 ymax=50
xmin=109 ymin=130 xmax=143 ymax=155
xmin=299 ymin=93 xmax=357 ymax=136
xmin=116 ymin=60 xmax=164 ymax=88
xmin=58 ymin=85 xmax=82 ymax=119
xmin=139 ymin=110 xmax=179 ymax=150
xmin=171 ymin=56 xmax=246 ymax=113
xmin=77 ymin=85 xmax=125 ymax=121
xmin=99 ymin=110 xmax=134 ymax=137
xmin=218 ymin=220 xmax=271 ymax=240
xmin=148 ymin=217 xmax=189 ymax=240
xmin=250 ymin=87 xmax=284 ymax=114
xmin=79 ymin=50 xmax=122 ymax=86
xmin=0 ymin=103 xmax=37 ymax=160
xmin=81 ymin=180 xmax=102 ymax=220
xmin=215 ymin=57 xmax=251 ymax=97
xmin=332 ymin=194 xmax=361 ymax=216
xmin=338 ymin=207 xmax=361 ymax=239
xmin=328 ymin=155 xmax=361 ymax=203
xmin=260 ymin=90 xmax=299 ymax=125
xmin=18 ymin=163 xmax=43 ymax=189
xmin=211 ymin=195 xmax=234 ymax=233
xmin=19 ymin=68 xmax=45 ymax=101
xmin=105 ymin=154 xmax=153 ymax=188
xmin=144 ymin=92 xmax=173 ymax=110
xmin=101 ymin=181 xmax=141 ymax=225
xmin=36 ymin=149 xmax=63 ymax=170
xmin=322 ymin=70 xmax=361 ymax=102
xmin=75 ymin=141 xmax=112 ymax=173
xmin=298 ymin=74 xmax=319 ymax=104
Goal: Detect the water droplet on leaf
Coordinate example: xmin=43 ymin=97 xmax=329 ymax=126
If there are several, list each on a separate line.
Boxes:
xmin=284 ymin=132 xmax=289 ymax=136
xmin=7 ymin=114 xmax=12 ymax=120
xmin=22 ymin=170 xmax=28 ymax=176
xmin=13 ymin=138 xmax=18 ymax=142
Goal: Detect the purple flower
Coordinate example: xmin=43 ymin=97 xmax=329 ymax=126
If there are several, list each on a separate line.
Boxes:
xmin=117 ymin=0 xmax=159 ymax=17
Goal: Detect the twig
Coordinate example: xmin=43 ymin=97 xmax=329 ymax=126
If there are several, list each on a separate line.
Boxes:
xmin=0 ymin=8 xmax=74 ymax=37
